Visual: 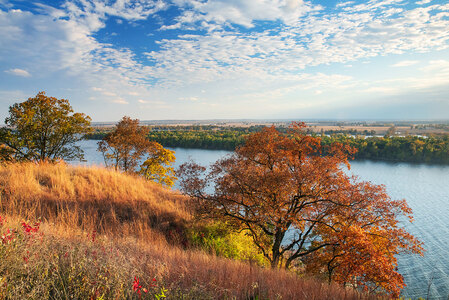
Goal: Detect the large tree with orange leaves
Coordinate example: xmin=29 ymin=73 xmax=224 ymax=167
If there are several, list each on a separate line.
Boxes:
xmin=178 ymin=123 xmax=423 ymax=297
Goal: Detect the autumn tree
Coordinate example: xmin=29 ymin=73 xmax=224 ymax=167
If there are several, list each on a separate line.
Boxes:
xmin=98 ymin=116 xmax=176 ymax=186
xmin=178 ymin=123 xmax=423 ymax=297
xmin=140 ymin=143 xmax=176 ymax=187
xmin=98 ymin=116 xmax=151 ymax=172
xmin=0 ymin=91 xmax=91 ymax=162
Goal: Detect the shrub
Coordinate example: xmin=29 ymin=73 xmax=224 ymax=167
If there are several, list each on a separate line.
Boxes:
xmin=188 ymin=221 xmax=268 ymax=267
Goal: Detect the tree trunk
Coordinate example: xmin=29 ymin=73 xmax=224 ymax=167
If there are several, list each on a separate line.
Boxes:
xmin=270 ymin=228 xmax=286 ymax=268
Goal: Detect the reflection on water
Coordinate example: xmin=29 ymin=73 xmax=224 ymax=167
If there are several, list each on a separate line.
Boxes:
xmin=72 ymin=140 xmax=449 ymax=299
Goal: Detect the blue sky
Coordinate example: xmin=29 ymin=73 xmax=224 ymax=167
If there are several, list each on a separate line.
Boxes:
xmin=0 ymin=0 xmax=448 ymax=122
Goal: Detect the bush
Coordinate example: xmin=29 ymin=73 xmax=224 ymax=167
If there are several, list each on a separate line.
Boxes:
xmin=188 ymin=221 xmax=269 ymax=267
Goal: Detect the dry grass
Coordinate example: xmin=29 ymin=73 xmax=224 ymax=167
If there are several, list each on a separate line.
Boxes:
xmin=0 ymin=161 xmax=190 ymax=245
xmin=0 ymin=162 xmax=377 ymax=299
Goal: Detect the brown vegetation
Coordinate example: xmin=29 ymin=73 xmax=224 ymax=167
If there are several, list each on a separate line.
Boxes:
xmin=0 ymin=162 xmax=376 ymax=299
xmin=0 ymin=161 xmax=189 ymax=243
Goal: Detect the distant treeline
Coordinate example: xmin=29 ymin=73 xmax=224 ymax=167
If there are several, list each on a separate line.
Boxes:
xmin=147 ymin=130 xmax=246 ymax=150
xmin=86 ymin=126 xmax=263 ymax=150
xmin=322 ymin=135 xmax=449 ymax=164
xmin=86 ymin=128 xmax=449 ymax=164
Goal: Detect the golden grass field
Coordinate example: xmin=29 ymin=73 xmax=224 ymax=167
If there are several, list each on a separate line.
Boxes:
xmin=0 ymin=162 xmax=377 ymax=299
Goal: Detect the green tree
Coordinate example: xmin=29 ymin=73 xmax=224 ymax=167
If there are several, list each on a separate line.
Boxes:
xmin=0 ymin=91 xmax=91 ymax=162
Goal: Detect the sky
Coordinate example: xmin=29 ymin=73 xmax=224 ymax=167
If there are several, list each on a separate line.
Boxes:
xmin=0 ymin=0 xmax=448 ymax=122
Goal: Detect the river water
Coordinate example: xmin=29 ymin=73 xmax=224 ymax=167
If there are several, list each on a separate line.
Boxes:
xmin=73 ymin=140 xmax=449 ymax=299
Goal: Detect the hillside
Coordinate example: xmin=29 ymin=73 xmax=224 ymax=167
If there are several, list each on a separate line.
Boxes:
xmin=0 ymin=162 xmax=375 ymax=299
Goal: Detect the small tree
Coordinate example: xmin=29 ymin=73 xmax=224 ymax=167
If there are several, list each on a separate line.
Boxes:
xmin=140 ymin=143 xmax=176 ymax=187
xmin=0 ymin=91 xmax=91 ymax=162
xmin=178 ymin=123 xmax=423 ymax=297
xmin=98 ymin=116 xmax=176 ymax=186
xmin=98 ymin=116 xmax=153 ymax=172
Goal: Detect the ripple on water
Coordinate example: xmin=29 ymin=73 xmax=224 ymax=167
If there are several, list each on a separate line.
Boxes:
xmin=349 ymin=161 xmax=449 ymax=299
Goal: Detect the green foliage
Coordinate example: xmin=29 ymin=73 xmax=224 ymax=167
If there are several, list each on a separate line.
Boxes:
xmin=87 ymin=127 xmax=250 ymax=150
xmin=188 ymin=221 xmax=268 ymax=267
xmin=0 ymin=91 xmax=91 ymax=162
xmin=321 ymin=135 xmax=449 ymax=164
xmin=147 ymin=129 xmax=248 ymax=150
xmin=154 ymin=287 xmax=168 ymax=299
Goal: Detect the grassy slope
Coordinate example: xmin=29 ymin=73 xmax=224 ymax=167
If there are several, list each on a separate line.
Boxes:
xmin=0 ymin=162 xmax=375 ymax=299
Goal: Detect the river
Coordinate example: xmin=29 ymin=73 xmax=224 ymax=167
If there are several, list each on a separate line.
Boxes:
xmin=72 ymin=140 xmax=449 ymax=299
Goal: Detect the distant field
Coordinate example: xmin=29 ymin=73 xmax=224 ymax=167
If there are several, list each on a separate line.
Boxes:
xmin=308 ymin=125 xmax=449 ymax=135
xmin=307 ymin=125 xmax=409 ymax=134
xmin=93 ymin=120 xmax=449 ymax=135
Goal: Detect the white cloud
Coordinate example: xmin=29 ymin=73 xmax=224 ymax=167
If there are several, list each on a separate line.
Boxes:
xmin=147 ymin=2 xmax=449 ymax=91
xmin=138 ymin=99 xmax=166 ymax=105
xmin=420 ymin=60 xmax=449 ymax=73
xmin=101 ymin=91 xmax=117 ymax=97
xmin=137 ymin=99 xmax=173 ymax=109
xmin=164 ymin=0 xmax=320 ymax=30
xmin=1 ymin=0 xmax=449 ymax=120
xmin=0 ymin=1 xmax=165 ymax=113
xmin=416 ymin=0 xmax=432 ymax=5
xmin=179 ymin=96 xmax=199 ymax=101
xmin=4 ymin=68 xmax=31 ymax=77
xmin=336 ymin=1 xmax=355 ymax=8
xmin=60 ymin=0 xmax=167 ymax=25
xmin=112 ymin=98 xmax=129 ymax=104
xmin=0 ymin=0 xmax=12 ymax=9
xmin=363 ymin=86 xmax=399 ymax=94
xmin=3 ymin=0 xmax=449 ymax=98
xmin=0 ymin=89 xmax=28 ymax=104
xmin=351 ymin=60 xmax=449 ymax=98
xmin=392 ymin=60 xmax=420 ymax=67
